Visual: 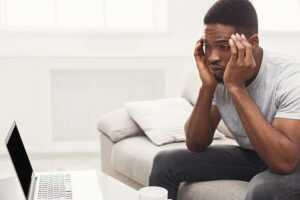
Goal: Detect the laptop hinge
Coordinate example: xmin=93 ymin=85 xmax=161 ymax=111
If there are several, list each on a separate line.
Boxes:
xmin=27 ymin=172 xmax=37 ymax=200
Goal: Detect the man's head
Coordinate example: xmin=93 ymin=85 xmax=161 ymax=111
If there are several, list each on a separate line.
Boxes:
xmin=203 ymin=0 xmax=259 ymax=83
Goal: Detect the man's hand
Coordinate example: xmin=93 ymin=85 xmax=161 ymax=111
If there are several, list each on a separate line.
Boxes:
xmin=223 ymin=33 xmax=256 ymax=90
xmin=194 ymin=37 xmax=218 ymax=89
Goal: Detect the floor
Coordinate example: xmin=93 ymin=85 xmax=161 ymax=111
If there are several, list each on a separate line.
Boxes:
xmin=0 ymin=152 xmax=101 ymax=179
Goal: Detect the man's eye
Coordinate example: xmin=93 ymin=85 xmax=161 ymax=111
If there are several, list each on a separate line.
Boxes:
xmin=220 ymin=45 xmax=230 ymax=50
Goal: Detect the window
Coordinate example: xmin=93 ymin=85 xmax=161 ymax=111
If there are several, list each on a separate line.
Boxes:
xmin=251 ymin=0 xmax=300 ymax=31
xmin=0 ymin=0 xmax=168 ymax=31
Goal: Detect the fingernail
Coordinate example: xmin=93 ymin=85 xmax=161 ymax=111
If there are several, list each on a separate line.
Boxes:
xmin=241 ymin=34 xmax=246 ymax=39
xmin=231 ymin=34 xmax=235 ymax=39
xmin=236 ymin=33 xmax=241 ymax=39
xmin=229 ymin=39 xmax=233 ymax=45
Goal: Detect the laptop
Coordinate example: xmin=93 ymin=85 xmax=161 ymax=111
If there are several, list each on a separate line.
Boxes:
xmin=5 ymin=122 xmax=102 ymax=200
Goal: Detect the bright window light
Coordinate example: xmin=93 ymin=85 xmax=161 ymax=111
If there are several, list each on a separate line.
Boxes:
xmin=1 ymin=0 xmax=168 ymax=31
xmin=57 ymin=0 xmax=104 ymax=27
xmin=6 ymin=0 xmax=55 ymax=27
xmin=106 ymin=0 xmax=153 ymax=28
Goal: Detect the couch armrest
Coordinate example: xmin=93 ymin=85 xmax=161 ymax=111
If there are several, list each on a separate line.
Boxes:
xmin=100 ymin=131 xmax=145 ymax=189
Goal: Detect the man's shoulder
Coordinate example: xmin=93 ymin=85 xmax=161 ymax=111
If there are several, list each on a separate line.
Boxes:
xmin=265 ymin=49 xmax=300 ymax=67
xmin=264 ymin=49 xmax=300 ymax=81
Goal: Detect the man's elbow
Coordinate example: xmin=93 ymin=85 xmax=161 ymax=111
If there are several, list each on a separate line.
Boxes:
xmin=269 ymin=161 xmax=298 ymax=175
xmin=186 ymin=142 xmax=207 ymax=152
xmin=185 ymin=137 xmax=211 ymax=152
xmin=184 ymin=123 xmax=213 ymax=152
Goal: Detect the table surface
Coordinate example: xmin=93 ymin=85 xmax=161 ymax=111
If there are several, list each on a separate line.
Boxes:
xmin=0 ymin=170 xmax=139 ymax=200
xmin=97 ymin=171 xmax=139 ymax=200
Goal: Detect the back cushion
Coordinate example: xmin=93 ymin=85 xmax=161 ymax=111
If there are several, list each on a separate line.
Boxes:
xmin=181 ymin=66 xmax=201 ymax=106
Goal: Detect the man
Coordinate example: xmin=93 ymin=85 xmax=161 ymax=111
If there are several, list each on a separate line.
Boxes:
xmin=149 ymin=0 xmax=300 ymax=199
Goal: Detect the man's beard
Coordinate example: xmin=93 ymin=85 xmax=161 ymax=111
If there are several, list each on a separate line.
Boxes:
xmin=214 ymin=75 xmax=224 ymax=84
xmin=208 ymin=61 xmax=225 ymax=84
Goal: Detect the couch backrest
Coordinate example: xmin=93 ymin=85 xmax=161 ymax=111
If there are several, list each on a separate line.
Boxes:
xmin=181 ymin=66 xmax=201 ymax=106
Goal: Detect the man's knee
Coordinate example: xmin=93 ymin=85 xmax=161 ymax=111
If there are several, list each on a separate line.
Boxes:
xmin=246 ymin=179 xmax=270 ymax=200
xmin=246 ymin=172 xmax=279 ymax=200
xmin=246 ymin=166 xmax=300 ymax=200
xmin=149 ymin=150 xmax=181 ymax=185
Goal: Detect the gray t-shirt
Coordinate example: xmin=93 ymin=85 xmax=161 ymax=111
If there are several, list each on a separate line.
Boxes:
xmin=212 ymin=50 xmax=300 ymax=150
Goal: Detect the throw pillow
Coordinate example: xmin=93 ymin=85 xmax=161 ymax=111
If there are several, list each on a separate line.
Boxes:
xmin=97 ymin=108 xmax=144 ymax=142
xmin=217 ymin=120 xmax=234 ymax=139
xmin=124 ymin=97 xmax=193 ymax=145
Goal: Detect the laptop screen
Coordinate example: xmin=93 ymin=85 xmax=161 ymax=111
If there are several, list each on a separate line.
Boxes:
xmin=6 ymin=123 xmax=33 ymax=199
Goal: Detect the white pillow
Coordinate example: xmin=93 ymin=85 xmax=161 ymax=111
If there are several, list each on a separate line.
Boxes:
xmin=214 ymin=129 xmax=226 ymax=139
xmin=217 ymin=120 xmax=234 ymax=139
xmin=97 ymin=108 xmax=143 ymax=142
xmin=124 ymin=97 xmax=193 ymax=145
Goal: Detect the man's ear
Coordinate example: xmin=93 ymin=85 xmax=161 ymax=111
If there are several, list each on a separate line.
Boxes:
xmin=248 ymin=34 xmax=259 ymax=48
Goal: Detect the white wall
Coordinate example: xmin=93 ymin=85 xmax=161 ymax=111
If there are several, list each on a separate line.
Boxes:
xmin=0 ymin=0 xmax=300 ymax=154
xmin=0 ymin=0 xmax=215 ymax=57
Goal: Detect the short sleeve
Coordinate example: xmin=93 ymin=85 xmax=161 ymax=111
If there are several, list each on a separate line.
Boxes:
xmin=275 ymin=72 xmax=300 ymax=120
xmin=212 ymin=90 xmax=217 ymax=106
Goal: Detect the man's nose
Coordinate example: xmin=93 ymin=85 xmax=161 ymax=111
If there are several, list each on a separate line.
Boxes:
xmin=208 ymin=49 xmax=221 ymax=64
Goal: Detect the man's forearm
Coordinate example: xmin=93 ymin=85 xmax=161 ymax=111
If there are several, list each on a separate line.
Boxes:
xmin=228 ymin=86 xmax=299 ymax=174
xmin=185 ymin=86 xmax=216 ymax=152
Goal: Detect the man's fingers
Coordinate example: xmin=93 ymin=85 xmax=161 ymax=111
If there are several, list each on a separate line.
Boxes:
xmin=231 ymin=34 xmax=245 ymax=65
xmin=228 ymin=37 xmax=237 ymax=65
xmin=194 ymin=37 xmax=205 ymax=62
xmin=199 ymin=37 xmax=204 ymax=44
xmin=195 ymin=38 xmax=204 ymax=53
xmin=240 ymin=34 xmax=253 ymax=66
xmin=194 ymin=43 xmax=202 ymax=62
xmin=196 ymin=38 xmax=203 ymax=45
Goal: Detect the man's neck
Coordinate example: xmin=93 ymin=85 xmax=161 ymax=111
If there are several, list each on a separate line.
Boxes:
xmin=245 ymin=46 xmax=264 ymax=86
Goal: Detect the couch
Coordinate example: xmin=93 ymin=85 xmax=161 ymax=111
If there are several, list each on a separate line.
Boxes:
xmin=98 ymin=67 xmax=249 ymax=200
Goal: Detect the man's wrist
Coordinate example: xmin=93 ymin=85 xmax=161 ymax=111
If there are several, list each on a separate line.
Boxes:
xmin=200 ymin=84 xmax=217 ymax=94
xmin=227 ymin=84 xmax=247 ymax=96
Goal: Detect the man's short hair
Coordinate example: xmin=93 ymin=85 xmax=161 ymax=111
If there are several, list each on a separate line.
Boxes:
xmin=204 ymin=0 xmax=258 ymax=37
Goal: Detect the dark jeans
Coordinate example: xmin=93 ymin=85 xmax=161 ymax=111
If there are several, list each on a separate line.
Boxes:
xmin=149 ymin=145 xmax=300 ymax=200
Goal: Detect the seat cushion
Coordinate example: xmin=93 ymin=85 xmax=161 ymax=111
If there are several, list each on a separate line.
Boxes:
xmin=111 ymin=135 xmax=238 ymax=186
xmin=111 ymin=136 xmax=247 ymax=199
xmin=111 ymin=136 xmax=187 ymax=186
xmin=178 ymin=180 xmax=248 ymax=200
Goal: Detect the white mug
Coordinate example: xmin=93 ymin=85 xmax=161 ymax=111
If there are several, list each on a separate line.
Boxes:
xmin=138 ymin=186 xmax=168 ymax=200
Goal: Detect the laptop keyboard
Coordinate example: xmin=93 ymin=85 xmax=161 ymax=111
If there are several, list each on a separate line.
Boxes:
xmin=37 ymin=173 xmax=73 ymax=200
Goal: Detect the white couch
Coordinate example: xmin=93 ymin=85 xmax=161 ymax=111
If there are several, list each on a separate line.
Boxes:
xmin=98 ymin=67 xmax=249 ymax=200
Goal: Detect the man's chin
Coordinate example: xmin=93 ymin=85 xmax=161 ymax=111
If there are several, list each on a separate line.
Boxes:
xmin=214 ymin=75 xmax=224 ymax=84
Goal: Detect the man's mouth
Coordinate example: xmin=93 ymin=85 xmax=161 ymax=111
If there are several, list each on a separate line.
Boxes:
xmin=210 ymin=65 xmax=225 ymax=71
xmin=210 ymin=65 xmax=225 ymax=77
